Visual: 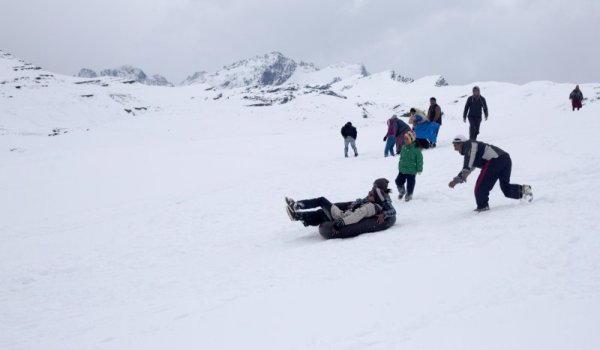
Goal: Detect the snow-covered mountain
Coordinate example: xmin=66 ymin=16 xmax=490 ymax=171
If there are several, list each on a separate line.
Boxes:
xmin=180 ymin=70 xmax=207 ymax=85
xmin=81 ymin=52 xmax=374 ymax=89
xmin=77 ymin=66 xmax=173 ymax=86
xmin=183 ymin=52 xmax=369 ymax=89
xmin=3 ymin=49 xmax=600 ymax=350
xmin=200 ymin=51 xmax=300 ymax=89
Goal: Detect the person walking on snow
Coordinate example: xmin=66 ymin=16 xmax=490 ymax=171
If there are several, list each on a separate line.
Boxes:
xmin=383 ymin=116 xmax=397 ymax=157
xmin=395 ymin=131 xmax=423 ymax=202
xmin=341 ymin=122 xmax=358 ymax=157
xmin=427 ymin=97 xmax=442 ymax=147
xmin=463 ymin=86 xmax=489 ymax=140
xmin=569 ymin=85 xmax=584 ymax=111
xmin=448 ymin=135 xmax=533 ymax=212
xmin=285 ymin=178 xmax=396 ymax=232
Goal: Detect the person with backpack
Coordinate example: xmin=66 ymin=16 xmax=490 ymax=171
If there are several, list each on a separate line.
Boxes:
xmin=340 ymin=122 xmax=358 ymax=157
xmin=448 ymin=135 xmax=533 ymax=212
xmin=409 ymin=107 xmax=439 ymax=148
xmin=427 ymin=97 xmax=442 ymax=147
xmin=394 ymin=116 xmax=411 ymax=154
xmin=395 ymin=131 xmax=423 ymax=202
xmin=383 ymin=116 xmax=397 ymax=157
xmin=569 ymin=85 xmax=584 ymax=111
xmin=463 ymin=86 xmax=489 ymax=140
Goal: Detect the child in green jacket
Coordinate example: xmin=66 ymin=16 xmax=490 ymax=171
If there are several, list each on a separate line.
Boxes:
xmin=395 ymin=131 xmax=423 ymax=202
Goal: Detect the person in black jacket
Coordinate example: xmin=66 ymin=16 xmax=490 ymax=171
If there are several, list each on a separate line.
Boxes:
xmin=427 ymin=97 xmax=442 ymax=147
xmin=569 ymin=85 xmax=584 ymax=111
xmin=341 ymin=122 xmax=358 ymax=157
xmin=463 ymin=86 xmax=489 ymax=140
xmin=448 ymin=135 xmax=533 ymax=212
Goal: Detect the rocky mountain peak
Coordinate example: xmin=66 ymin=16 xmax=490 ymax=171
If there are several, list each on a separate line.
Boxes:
xmin=76 ymin=66 xmax=173 ymax=86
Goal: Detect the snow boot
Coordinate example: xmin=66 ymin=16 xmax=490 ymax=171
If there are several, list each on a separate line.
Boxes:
xmin=397 ymin=187 xmax=406 ymax=200
xmin=522 ymin=184 xmax=533 ymax=202
xmin=474 ymin=205 xmax=490 ymax=213
xmin=285 ymin=196 xmax=303 ymax=210
xmin=405 ymin=194 xmax=413 ymax=202
xmin=285 ymin=205 xmax=296 ymax=221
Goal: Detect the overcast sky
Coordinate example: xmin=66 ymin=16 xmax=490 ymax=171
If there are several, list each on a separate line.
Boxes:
xmin=1 ymin=0 xmax=598 ymax=85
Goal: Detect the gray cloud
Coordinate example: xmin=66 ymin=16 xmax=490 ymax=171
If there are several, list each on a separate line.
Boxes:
xmin=1 ymin=0 xmax=598 ymax=84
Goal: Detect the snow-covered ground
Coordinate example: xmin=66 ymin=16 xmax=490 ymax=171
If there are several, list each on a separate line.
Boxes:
xmin=2 ymin=51 xmax=600 ymax=349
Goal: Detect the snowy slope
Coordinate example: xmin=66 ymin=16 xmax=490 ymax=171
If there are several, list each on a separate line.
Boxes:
xmin=2 ymin=51 xmax=600 ymax=350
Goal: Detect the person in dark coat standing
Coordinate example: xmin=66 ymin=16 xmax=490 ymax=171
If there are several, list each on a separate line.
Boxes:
xmin=341 ymin=122 xmax=358 ymax=157
xmin=463 ymin=86 xmax=489 ymax=140
xmin=448 ymin=135 xmax=533 ymax=212
xmin=569 ymin=85 xmax=584 ymax=111
xmin=394 ymin=116 xmax=411 ymax=154
xmin=427 ymin=97 xmax=442 ymax=147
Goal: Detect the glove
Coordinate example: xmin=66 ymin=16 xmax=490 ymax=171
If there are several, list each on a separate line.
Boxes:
xmin=331 ymin=219 xmax=345 ymax=233
xmin=333 ymin=219 xmax=344 ymax=229
xmin=463 ymin=118 xmax=466 ymax=123
xmin=383 ymin=136 xmax=387 ymax=141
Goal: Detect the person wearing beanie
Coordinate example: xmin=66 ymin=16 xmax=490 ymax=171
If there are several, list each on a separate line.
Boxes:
xmin=285 ymin=179 xmax=396 ymax=232
xmin=463 ymin=86 xmax=489 ymax=140
xmin=448 ymin=135 xmax=533 ymax=212
xmin=395 ymin=130 xmax=424 ymax=202
xmin=340 ymin=121 xmax=358 ymax=157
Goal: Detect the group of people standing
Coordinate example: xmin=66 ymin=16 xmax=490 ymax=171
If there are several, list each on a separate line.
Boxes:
xmin=286 ymin=83 xmax=591 ymax=233
xmin=340 ymin=86 xmax=532 ymax=211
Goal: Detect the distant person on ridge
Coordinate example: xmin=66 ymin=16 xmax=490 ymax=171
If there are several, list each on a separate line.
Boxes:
xmin=427 ymin=97 xmax=442 ymax=147
xmin=341 ymin=122 xmax=358 ymax=157
xmin=448 ymin=135 xmax=533 ymax=212
xmin=383 ymin=115 xmax=398 ymax=157
xmin=463 ymin=86 xmax=489 ymax=140
xmin=569 ymin=85 xmax=584 ymax=111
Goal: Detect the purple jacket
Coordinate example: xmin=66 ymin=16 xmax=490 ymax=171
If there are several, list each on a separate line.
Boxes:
xmin=386 ymin=118 xmax=397 ymax=136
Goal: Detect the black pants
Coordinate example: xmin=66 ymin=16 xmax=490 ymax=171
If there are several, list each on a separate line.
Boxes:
xmin=468 ymin=116 xmax=482 ymax=140
xmin=474 ymin=154 xmax=523 ymax=208
xmin=296 ymin=197 xmax=352 ymax=226
xmin=395 ymin=173 xmax=416 ymax=195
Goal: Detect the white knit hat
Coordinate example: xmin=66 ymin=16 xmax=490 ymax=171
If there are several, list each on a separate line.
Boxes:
xmin=452 ymin=135 xmax=468 ymax=143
